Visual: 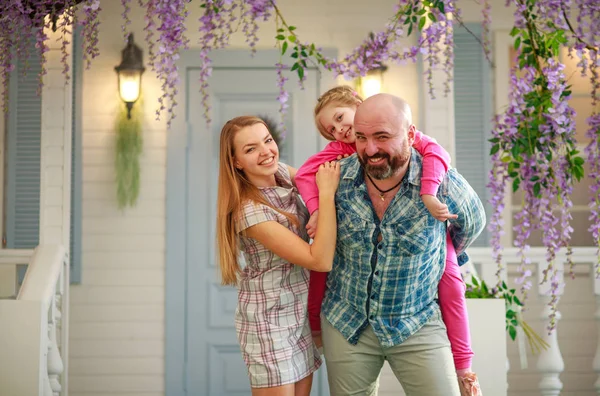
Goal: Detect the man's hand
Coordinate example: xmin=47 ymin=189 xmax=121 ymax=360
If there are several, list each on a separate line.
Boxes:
xmin=306 ymin=210 xmax=319 ymax=239
xmin=422 ymin=194 xmax=458 ymax=222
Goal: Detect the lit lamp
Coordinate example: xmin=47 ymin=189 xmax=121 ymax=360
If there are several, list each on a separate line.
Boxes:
xmin=115 ymin=33 xmax=145 ymax=119
xmin=359 ymin=63 xmax=388 ymax=98
xmin=356 ymin=32 xmax=389 ymax=98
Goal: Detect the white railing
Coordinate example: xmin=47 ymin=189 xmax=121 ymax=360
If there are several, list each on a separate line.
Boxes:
xmin=466 ymin=246 xmax=599 ymax=396
xmin=0 ymin=245 xmax=69 ymax=396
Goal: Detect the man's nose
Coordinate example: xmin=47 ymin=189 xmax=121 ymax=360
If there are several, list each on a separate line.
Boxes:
xmin=365 ymin=140 xmax=378 ymax=156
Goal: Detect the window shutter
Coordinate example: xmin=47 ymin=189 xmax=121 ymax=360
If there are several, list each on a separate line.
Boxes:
xmin=453 ymin=23 xmax=493 ymax=246
xmin=5 ymin=31 xmax=82 ymax=284
xmin=5 ymin=40 xmax=41 ymax=250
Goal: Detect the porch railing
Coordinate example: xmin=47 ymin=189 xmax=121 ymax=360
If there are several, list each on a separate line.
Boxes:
xmin=466 ymin=246 xmax=599 ymax=396
xmin=0 ymin=245 xmax=69 ymax=396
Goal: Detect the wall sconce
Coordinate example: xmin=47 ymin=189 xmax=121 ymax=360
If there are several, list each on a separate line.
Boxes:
xmin=115 ymin=33 xmax=145 ymax=119
xmin=358 ymin=63 xmax=388 ymax=98
xmin=356 ymin=32 xmax=389 ymax=98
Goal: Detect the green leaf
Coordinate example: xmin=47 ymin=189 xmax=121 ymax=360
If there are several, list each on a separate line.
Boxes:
xmin=512 ymin=177 xmax=521 ymax=192
xmin=407 ymin=24 xmax=413 ymax=36
xmin=275 ymin=34 xmax=285 ymax=40
xmin=506 ymin=309 xmax=515 ymax=319
xmin=281 ymin=41 xmax=288 ymax=55
xmin=510 ymin=27 xmax=519 ymax=36
xmin=419 ymin=16 xmax=426 ymax=30
xmin=298 ymin=66 xmax=305 ymax=80
xmin=514 ymin=37 xmax=521 ymax=50
xmin=513 ymin=296 xmax=522 ymax=306
xmin=290 ymin=63 xmax=299 ymax=71
xmin=490 ymin=144 xmax=500 ymax=155
xmin=509 ymin=326 xmax=517 ymax=340
xmin=472 ymin=276 xmax=480 ymax=287
xmin=428 ymin=12 xmax=437 ymax=22
xmin=288 ymin=35 xmax=296 ymax=43
xmin=533 ymin=182 xmax=541 ymax=197
xmin=289 ymin=26 xmax=296 ymax=31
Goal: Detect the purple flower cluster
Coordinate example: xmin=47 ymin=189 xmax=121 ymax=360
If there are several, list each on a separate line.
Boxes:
xmin=585 ymin=113 xmax=600 ymax=276
xmin=81 ymin=0 xmax=102 ymax=69
xmin=153 ymin=0 xmax=189 ymax=127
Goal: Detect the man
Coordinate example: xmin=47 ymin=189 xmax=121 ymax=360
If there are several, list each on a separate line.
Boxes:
xmin=320 ymin=93 xmax=486 ymax=395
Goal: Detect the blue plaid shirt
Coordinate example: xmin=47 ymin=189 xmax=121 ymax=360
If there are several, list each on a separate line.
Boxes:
xmin=322 ymin=149 xmax=486 ymax=347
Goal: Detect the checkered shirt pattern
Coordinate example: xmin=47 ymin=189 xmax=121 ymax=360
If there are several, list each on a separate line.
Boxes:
xmin=322 ymin=149 xmax=486 ymax=348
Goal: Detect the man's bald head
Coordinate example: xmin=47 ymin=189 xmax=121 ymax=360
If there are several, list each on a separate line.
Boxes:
xmin=355 ymin=93 xmax=413 ymax=132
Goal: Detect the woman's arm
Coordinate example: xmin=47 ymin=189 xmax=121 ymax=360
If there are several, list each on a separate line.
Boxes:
xmin=246 ymin=162 xmax=340 ymax=271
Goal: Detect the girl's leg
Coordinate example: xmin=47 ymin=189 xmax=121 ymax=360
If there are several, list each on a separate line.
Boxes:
xmin=438 ymin=238 xmax=473 ymax=371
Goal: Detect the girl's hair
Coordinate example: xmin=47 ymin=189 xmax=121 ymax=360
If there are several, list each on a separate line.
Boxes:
xmin=314 ymin=85 xmax=363 ymax=141
xmin=216 ymin=115 xmax=298 ymax=286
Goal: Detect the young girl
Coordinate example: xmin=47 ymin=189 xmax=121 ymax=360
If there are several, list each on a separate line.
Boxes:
xmin=295 ymin=86 xmax=482 ymax=396
xmin=216 ymin=115 xmax=341 ymax=396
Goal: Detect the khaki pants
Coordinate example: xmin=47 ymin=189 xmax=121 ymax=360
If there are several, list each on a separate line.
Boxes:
xmin=321 ymin=312 xmax=460 ymax=396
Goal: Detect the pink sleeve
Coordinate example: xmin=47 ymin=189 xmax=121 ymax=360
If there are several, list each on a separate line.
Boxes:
xmin=295 ymin=141 xmax=355 ymax=214
xmin=412 ymin=130 xmax=451 ymax=196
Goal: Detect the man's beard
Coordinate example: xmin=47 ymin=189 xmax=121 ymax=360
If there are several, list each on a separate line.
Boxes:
xmin=358 ymin=145 xmax=411 ymax=180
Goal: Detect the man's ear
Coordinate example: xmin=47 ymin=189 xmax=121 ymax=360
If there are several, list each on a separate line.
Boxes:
xmin=407 ymin=124 xmax=417 ymax=143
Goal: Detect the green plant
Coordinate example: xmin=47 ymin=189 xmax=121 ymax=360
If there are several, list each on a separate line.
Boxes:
xmin=115 ymin=99 xmax=143 ymax=209
xmin=465 ymin=276 xmax=549 ymax=355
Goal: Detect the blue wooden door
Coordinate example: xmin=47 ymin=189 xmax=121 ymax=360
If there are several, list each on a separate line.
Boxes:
xmin=166 ymin=50 xmax=331 ymax=396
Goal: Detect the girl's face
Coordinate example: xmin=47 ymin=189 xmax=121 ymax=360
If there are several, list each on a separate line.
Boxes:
xmin=233 ymin=123 xmax=279 ymax=187
xmin=318 ymin=104 xmax=358 ymax=144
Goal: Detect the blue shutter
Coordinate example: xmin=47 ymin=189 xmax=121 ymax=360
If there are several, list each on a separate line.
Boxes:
xmin=70 ymin=26 xmax=83 ymax=284
xmin=6 ymin=31 xmax=82 ymax=284
xmin=5 ymin=40 xmax=41 ymax=250
xmin=453 ymin=23 xmax=493 ymax=246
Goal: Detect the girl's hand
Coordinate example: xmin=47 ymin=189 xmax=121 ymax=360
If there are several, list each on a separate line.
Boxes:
xmin=316 ymin=161 xmax=341 ymax=197
xmin=422 ymin=194 xmax=458 ymax=221
xmin=306 ymin=210 xmax=319 ymax=239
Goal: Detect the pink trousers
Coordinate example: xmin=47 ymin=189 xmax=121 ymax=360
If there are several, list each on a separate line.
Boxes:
xmin=439 ymin=233 xmax=474 ymax=370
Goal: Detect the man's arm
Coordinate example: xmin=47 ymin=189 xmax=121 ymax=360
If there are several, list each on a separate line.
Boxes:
xmin=443 ymin=169 xmax=486 ymax=257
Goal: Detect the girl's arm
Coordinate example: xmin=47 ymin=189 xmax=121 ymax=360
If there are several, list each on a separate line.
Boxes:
xmin=412 ymin=130 xmax=451 ymax=196
xmin=296 ymin=141 xmax=355 ymax=214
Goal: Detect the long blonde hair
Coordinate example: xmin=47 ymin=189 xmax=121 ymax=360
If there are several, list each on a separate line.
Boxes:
xmin=314 ymin=85 xmax=363 ymax=141
xmin=216 ymin=116 xmax=297 ymax=286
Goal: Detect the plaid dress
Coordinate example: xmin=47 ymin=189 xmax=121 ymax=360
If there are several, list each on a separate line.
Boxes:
xmin=235 ymin=163 xmax=322 ymax=388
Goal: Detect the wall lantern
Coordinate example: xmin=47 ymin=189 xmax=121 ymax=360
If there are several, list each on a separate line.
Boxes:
xmin=356 ymin=32 xmax=389 ymax=98
xmin=359 ymin=63 xmax=388 ymax=98
xmin=115 ymin=33 xmax=145 ymax=119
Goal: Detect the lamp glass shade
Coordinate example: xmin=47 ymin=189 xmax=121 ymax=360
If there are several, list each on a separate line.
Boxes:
xmin=361 ymin=72 xmax=383 ymax=98
xmin=118 ymin=70 xmax=142 ymax=103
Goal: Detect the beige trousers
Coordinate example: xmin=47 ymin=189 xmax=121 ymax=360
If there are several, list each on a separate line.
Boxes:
xmin=321 ymin=312 xmax=460 ymax=396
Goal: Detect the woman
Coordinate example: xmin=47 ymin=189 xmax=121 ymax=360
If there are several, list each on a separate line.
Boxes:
xmin=216 ymin=115 xmax=340 ymax=396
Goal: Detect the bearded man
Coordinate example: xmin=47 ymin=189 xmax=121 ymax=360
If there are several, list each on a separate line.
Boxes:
xmin=319 ymin=93 xmax=486 ymax=396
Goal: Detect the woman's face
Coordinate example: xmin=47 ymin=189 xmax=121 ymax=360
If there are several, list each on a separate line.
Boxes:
xmin=318 ymin=104 xmax=358 ymax=144
xmin=233 ymin=123 xmax=279 ymax=186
